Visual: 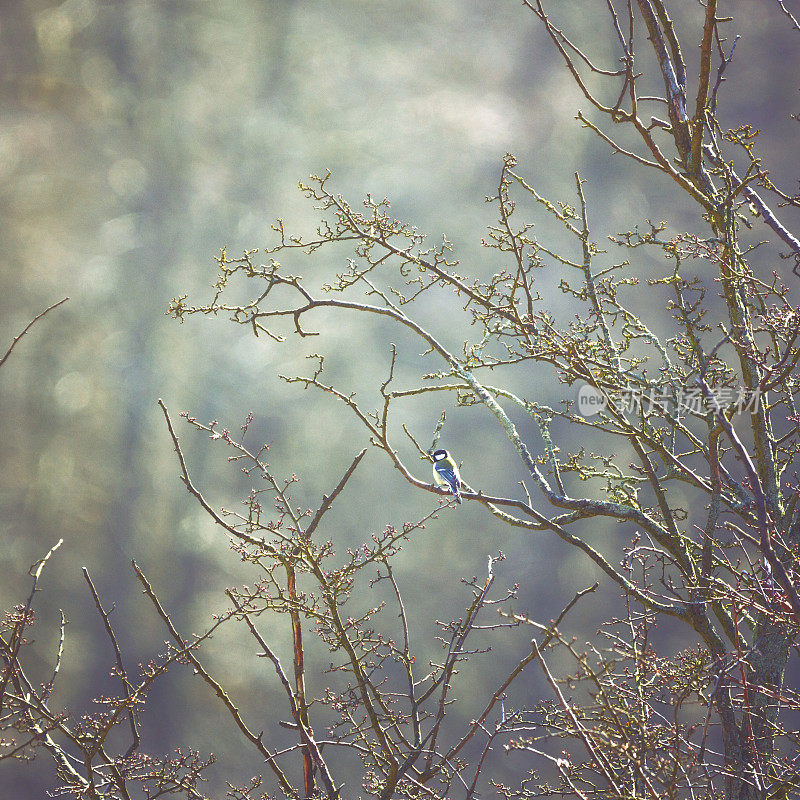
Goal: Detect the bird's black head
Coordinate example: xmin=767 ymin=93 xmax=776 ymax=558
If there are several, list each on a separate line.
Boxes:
xmin=432 ymin=449 xmax=448 ymax=461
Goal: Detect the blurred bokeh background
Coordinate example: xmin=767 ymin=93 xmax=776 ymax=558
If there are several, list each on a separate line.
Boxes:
xmin=1 ymin=0 xmax=798 ymax=795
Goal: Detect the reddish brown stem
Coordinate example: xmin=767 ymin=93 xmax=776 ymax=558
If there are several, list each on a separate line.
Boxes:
xmin=287 ymin=562 xmax=313 ymax=797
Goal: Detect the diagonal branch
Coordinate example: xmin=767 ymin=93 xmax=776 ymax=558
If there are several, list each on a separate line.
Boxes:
xmin=157 ymin=398 xmax=274 ymax=548
xmin=691 ymin=0 xmax=717 ymax=169
xmin=82 ymin=569 xmax=140 ymax=759
xmin=0 ymin=297 xmax=69 ymax=371
xmin=697 ymin=378 xmax=800 ymax=625
xmin=304 ymin=448 xmax=367 ymax=539
xmin=132 ymin=561 xmax=296 ymax=796
xmin=227 ymin=591 xmax=339 ymax=799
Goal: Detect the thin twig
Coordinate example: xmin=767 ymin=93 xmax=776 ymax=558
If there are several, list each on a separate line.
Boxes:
xmin=132 ymin=560 xmax=295 ymax=796
xmin=226 ymin=591 xmax=339 ymax=799
xmin=82 ymin=569 xmax=140 ymax=758
xmin=0 ymin=297 xmax=69 ymax=371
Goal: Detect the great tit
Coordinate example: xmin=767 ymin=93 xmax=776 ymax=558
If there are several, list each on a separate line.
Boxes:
xmin=432 ymin=449 xmax=462 ymax=505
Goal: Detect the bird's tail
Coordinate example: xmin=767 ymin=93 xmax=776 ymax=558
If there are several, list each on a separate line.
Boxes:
xmin=452 ymin=485 xmax=462 ymax=505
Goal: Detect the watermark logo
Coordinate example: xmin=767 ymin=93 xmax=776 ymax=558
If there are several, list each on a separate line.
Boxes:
xmin=575 ymin=382 xmax=760 ymax=419
xmin=576 ymin=383 xmax=607 ymax=418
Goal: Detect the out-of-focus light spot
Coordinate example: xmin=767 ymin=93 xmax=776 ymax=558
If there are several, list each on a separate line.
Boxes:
xmin=37 ymin=445 xmax=76 ymax=485
xmin=102 ymin=213 xmax=139 ymax=255
xmin=108 ymin=158 xmax=148 ymax=199
xmin=54 ymin=371 xmax=92 ymax=413
xmin=397 ymin=89 xmax=517 ymax=148
xmin=236 ymin=211 xmax=260 ymax=238
xmin=61 ymin=0 xmax=98 ymax=31
xmin=81 ymin=255 xmax=117 ymax=297
xmin=0 ymin=531 xmax=26 ymax=567
xmin=80 ymin=54 xmax=118 ymax=92
xmin=100 ymin=329 xmax=126 ymax=365
xmin=10 ymin=173 xmax=55 ymax=214
xmin=178 ymin=513 xmax=216 ymax=551
xmin=0 ymin=132 xmax=20 ymax=179
xmin=36 ymin=9 xmax=73 ymax=53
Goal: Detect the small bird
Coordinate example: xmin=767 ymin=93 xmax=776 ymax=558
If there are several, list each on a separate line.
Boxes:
xmin=432 ymin=449 xmax=462 ymax=505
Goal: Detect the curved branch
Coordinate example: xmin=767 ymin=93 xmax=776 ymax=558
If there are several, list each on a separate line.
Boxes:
xmin=0 ymin=297 xmax=69 ymax=370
